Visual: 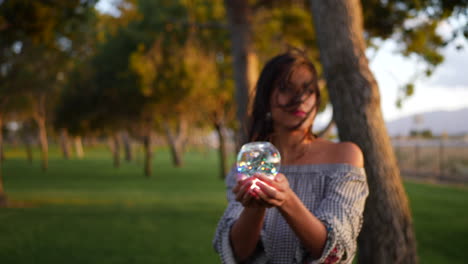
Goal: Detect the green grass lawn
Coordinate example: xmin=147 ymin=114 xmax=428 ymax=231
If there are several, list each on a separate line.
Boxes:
xmin=1 ymin=146 xmax=467 ymax=263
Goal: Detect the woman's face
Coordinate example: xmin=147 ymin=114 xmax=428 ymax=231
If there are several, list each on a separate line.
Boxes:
xmin=269 ymin=66 xmax=318 ymax=132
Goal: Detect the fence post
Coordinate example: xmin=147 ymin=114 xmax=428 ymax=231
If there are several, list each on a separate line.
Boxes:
xmin=439 ymin=139 xmax=444 ymax=179
xmin=415 ymin=139 xmax=420 ymax=170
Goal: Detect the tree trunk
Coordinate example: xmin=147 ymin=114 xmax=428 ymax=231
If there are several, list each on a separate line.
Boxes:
xmin=224 ymin=0 xmax=258 ymax=148
xmin=121 ymin=130 xmax=133 ymax=162
xmin=0 ymin=113 xmax=6 ymax=206
xmin=0 ymin=113 xmax=4 ymax=162
xmin=60 ymin=129 xmax=71 ymax=160
xmin=111 ymin=133 xmax=121 ymax=168
xmin=163 ymin=120 xmax=187 ymax=168
xmin=214 ymin=119 xmax=229 ymax=179
xmin=166 ymin=133 xmax=183 ymax=168
xmin=24 ymin=134 xmax=34 ymax=163
xmin=0 ymin=98 xmax=8 ymax=162
xmin=36 ymin=116 xmax=48 ymax=171
xmin=0 ymin=160 xmax=6 ymax=207
xmin=32 ymin=94 xmax=48 ymax=171
xmin=88 ymin=136 xmax=98 ymax=147
xmin=74 ymin=136 xmax=84 ymax=159
xmin=309 ymin=1 xmax=418 ymax=263
xmin=143 ymin=130 xmax=152 ymax=177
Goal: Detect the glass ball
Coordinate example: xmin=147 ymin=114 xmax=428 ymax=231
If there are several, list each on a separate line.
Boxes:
xmin=236 ymin=141 xmax=281 ymax=179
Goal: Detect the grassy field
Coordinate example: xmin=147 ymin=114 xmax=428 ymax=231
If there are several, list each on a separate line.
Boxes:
xmin=1 ymin=146 xmax=467 ymax=263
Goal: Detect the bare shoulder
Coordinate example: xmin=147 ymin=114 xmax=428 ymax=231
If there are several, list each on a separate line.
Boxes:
xmin=306 ymin=139 xmax=364 ymax=168
xmin=333 ymin=141 xmax=364 ymax=168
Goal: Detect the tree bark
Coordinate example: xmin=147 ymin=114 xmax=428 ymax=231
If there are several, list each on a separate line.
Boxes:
xmin=214 ymin=119 xmax=229 ymax=179
xmin=32 ymin=94 xmax=49 ymax=171
xmin=74 ymin=136 xmax=84 ymax=159
xmin=88 ymin=136 xmax=98 ymax=147
xmin=143 ymin=129 xmax=152 ymax=177
xmin=0 ymin=98 xmax=8 ymax=162
xmin=60 ymin=128 xmax=71 ymax=160
xmin=121 ymin=130 xmax=133 ymax=162
xmin=0 ymin=113 xmax=4 ymax=162
xmin=24 ymin=134 xmax=34 ymax=163
xmin=35 ymin=115 xmax=48 ymax=172
xmin=309 ymin=1 xmax=418 ymax=263
xmin=0 ymin=160 xmax=6 ymax=207
xmin=163 ymin=120 xmax=188 ymax=168
xmin=224 ymin=0 xmax=258 ymax=148
xmin=0 ymin=112 xmax=6 ymax=206
xmin=111 ymin=133 xmax=121 ymax=168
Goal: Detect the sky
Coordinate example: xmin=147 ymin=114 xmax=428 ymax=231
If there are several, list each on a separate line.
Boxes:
xmin=370 ymin=38 xmax=468 ymax=122
xmin=96 ymin=1 xmax=468 ymax=124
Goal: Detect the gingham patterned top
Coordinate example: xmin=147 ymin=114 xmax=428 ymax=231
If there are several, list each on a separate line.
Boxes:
xmin=213 ymin=163 xmax=369 ymax=264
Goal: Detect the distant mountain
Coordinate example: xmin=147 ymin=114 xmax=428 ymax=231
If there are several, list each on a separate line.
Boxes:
xmin=385 ymin=107 xmax=468 ymax=136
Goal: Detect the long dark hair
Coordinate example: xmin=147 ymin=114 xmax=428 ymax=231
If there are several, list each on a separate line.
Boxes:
xmin=248 ymin=51 xmax=321 ymax=142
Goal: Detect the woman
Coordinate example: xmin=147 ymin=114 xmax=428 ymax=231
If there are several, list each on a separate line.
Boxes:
xmin=213 ymin=51 xmax=369 ymax=264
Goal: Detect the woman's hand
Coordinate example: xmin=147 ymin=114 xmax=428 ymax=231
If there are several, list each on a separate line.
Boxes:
xmin=233 ymin=174 xmax=271 ymax=208
xmin=252 ymin=173 xmax=293 ymax=208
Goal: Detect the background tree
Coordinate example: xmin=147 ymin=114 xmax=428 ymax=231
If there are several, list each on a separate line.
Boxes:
xmin=0 ymin=98 xmax=9 ymax=162
xmin=209 ymin=54 xmax=236 ymax=179
xmin=309 ymin=0 xmax=419 ymax=263
xmin=0 ymin=0 xmax=98 ymax=171
xmin=184 ymin=0 xmax=236 ymax=177
xmin=129 ymin=0 xmax=229 ymax=170
xmin=224 ymin=0 xmax=259 ymax=148
xmin=0 ymin=1 xmax=97 ymax=206
xmin=308 ymin=0 xmax=468 ymax=262
xmin=86 ymin=6 xmax=147 ymax=169
xmin=0 ymin=97 xmax=13 ymax=206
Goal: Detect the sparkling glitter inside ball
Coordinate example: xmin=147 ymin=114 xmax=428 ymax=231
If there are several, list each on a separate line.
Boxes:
xmin=236 ymin=141 xmax=281 ymax=178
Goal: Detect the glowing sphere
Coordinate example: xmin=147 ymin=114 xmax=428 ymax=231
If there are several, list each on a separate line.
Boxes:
xmin=236 ymin=141 xmax=281 ymax=179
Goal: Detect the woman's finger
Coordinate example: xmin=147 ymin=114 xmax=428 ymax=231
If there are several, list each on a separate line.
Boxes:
xmin=274 ymin=173 xmax=286 ymax=182
xmin=253 ymin=187 xmax=269 ymax=201
xmin=236 ymin=178 xmax=257 ymax=204
xmin=243 ymin=187 xmax=263 ymax=207
xmin=257 ymin=180 xmax=278 ymax=199
xmin=253 ymin=188 xmax=277 ymax=207
xmin=254 ymin=173 xmax=275 ymax=185
xmin=255 ymin=195 xmax=273 ymax=208
xmin=235 ymin=180 xmax=250 ymax=201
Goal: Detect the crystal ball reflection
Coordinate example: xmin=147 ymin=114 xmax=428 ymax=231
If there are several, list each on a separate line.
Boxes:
xmin=236 ymin=141 xmax=281 ymax=179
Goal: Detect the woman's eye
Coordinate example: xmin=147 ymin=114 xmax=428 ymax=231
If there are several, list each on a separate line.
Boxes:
xmin=279 ymin=89 xmax=294 ymax=96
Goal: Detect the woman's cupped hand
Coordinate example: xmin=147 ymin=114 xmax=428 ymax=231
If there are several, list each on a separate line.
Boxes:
xmin=233 ymin=173 xmax=292 ymax=208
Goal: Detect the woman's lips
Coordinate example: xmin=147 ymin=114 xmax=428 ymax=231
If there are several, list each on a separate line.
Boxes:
xmin=292 ymin=110 xmax=307 ymax=117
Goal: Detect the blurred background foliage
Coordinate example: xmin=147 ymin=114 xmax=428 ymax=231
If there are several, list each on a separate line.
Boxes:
xmin=0 ymin=0 xmax=467 ymax=174
xmin=1 ymin=0 xmax=467 ymax=263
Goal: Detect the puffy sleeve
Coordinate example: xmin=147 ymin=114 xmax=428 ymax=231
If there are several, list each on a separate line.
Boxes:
xmin=309 ymin=169 xmax=369 ymax=264
xmin=212 ymin=168 xmax=242 ymax=263
xmin=212 ymin=168 xmax=255 ymax=263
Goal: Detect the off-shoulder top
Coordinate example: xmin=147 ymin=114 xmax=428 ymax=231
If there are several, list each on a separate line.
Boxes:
xmin=213 ymin=163 xmax=369 ymax=264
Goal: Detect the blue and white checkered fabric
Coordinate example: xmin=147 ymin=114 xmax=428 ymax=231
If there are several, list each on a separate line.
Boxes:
xmin=213 ymin=163 xmax=369 ymax=264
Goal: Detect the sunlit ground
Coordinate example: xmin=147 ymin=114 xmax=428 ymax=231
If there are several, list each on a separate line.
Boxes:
xmin=0 ymin=146 xmax=467 ymax=263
